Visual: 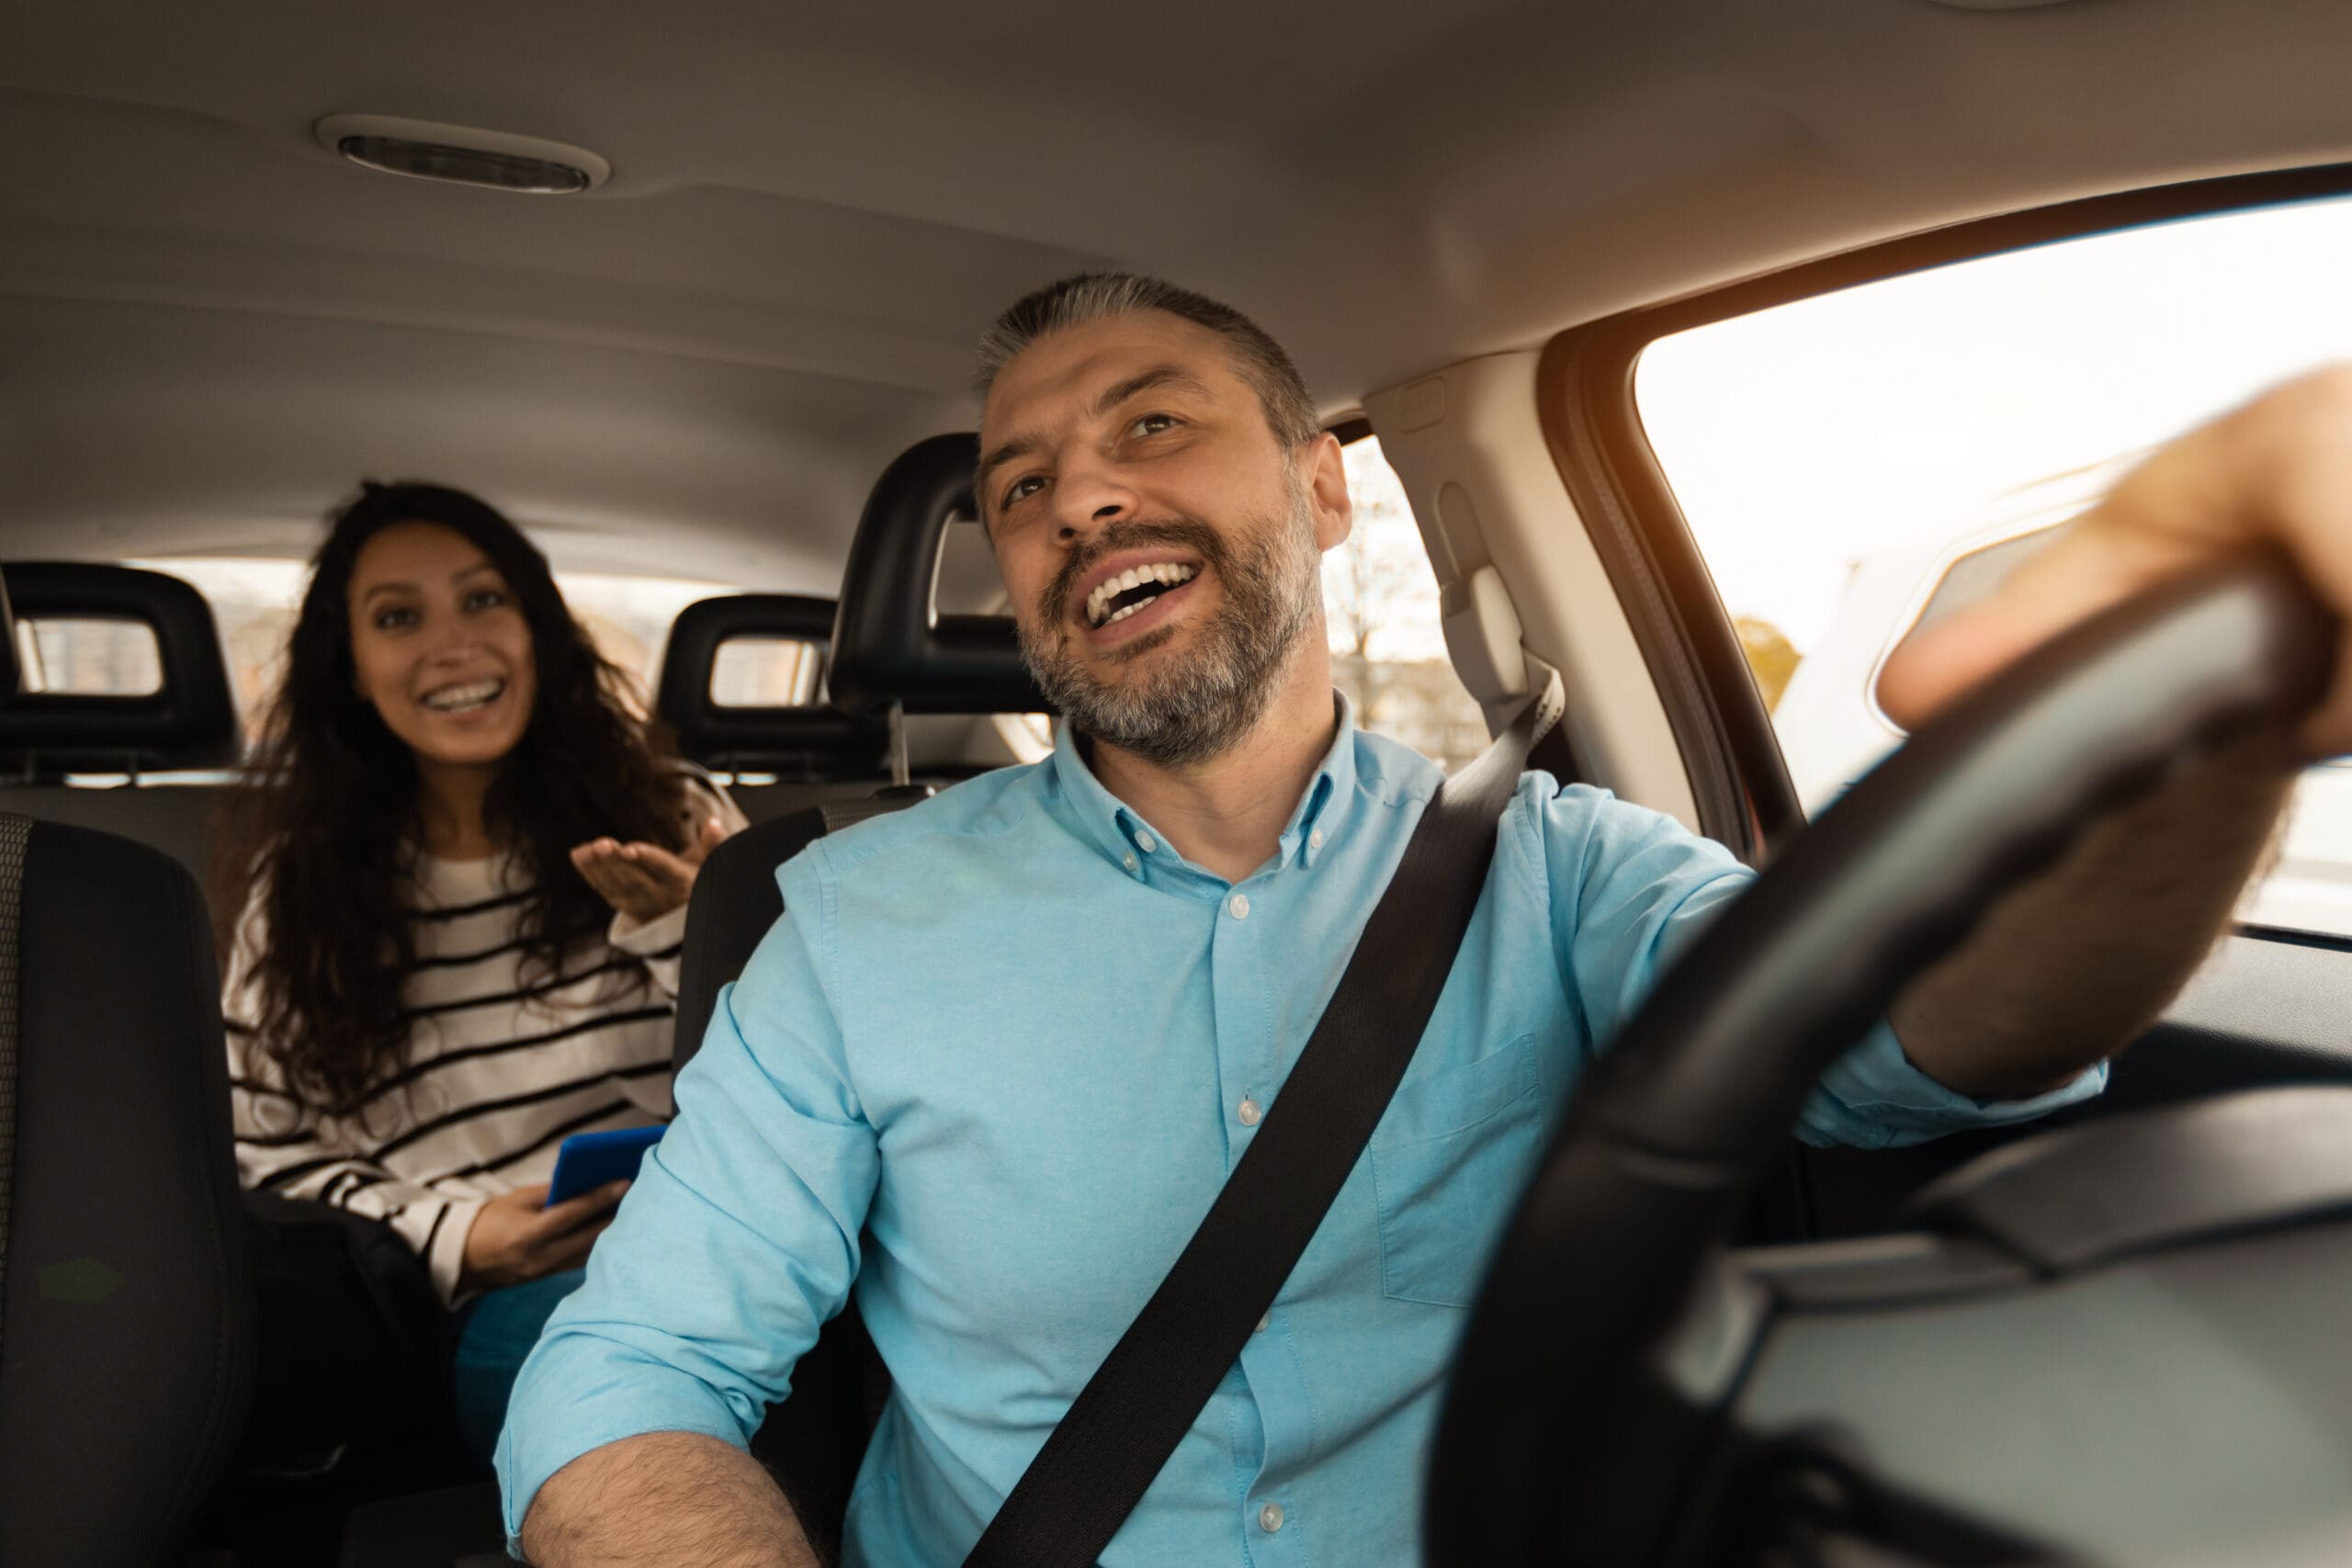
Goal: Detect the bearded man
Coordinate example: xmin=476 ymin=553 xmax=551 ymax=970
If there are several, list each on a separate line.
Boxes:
xmin=503 ymin=274 xmax=2332 ymax=1566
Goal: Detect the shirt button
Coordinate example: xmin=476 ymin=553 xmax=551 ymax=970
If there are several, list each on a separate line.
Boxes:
xmin=1255 ymin=1311 xmax=1270 ymax=1333
xmin=1238 ymin=1097 xmax=1261 ymax=1126
xmin=1259 ymin=1502 xmax=1285 ymax=1534
xmin=1123 ymin=853 xmax=1137 ymax=872
xmin=1227 ymin=892 xmax=1250 ymax=919
xmin=1136 ymin=832 xmax=1158 ymax=854
xmin=1308 ymin=828 xmax=1324 ymax=851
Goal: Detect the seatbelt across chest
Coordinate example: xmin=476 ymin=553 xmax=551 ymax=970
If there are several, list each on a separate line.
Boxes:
xmin=964 ymin=674 xmax=1565 ymax=1568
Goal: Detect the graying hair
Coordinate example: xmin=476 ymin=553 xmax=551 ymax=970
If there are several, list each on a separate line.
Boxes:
xmin=975 ymin=272 xmax=1321 ymax=450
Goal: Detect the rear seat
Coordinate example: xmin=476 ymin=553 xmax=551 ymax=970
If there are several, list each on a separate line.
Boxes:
xmin=0 ymin=561 xmax=242 ymax=888
xmin=652 ymin=591 xmax=892 ymax=823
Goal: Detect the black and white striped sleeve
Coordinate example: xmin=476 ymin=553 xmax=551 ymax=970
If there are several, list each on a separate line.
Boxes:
xmin=220 ymin=897 xmax=485 ymax=1302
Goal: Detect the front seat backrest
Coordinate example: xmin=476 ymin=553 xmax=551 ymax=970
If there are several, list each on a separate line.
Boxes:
xmin=667 ymin=433 xmax=1046 ymax=1563
xmin=0 ymin=815 xmax=254 ymax=1566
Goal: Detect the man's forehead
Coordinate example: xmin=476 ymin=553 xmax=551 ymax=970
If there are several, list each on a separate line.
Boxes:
xmin=981 ymin=310 xmax=1249 ymax=435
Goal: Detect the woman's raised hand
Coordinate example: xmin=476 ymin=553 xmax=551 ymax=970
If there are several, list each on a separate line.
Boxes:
xmin=571 ymin=816 xmax=732 ymax=923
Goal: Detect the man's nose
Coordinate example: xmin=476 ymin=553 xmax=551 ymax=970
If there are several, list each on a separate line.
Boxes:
xmin=1047 ymin=456 xmax=1138 ymax=544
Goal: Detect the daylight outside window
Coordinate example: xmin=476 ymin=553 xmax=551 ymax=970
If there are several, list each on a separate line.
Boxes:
xmin=709 ymin=637 xmax=822 ymax=708
xmin=1328 ymin=435 xmax=1488 ymax=773
xmin=17 ymin=615 xmax=164 ymax=696
xmin=1635 ymin=190 xmax=2352 ymax=938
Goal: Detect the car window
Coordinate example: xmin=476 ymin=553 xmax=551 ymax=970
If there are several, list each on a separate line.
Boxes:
xmin=133 ymin=557 xmax=740 ymax=740
xmin=1633 ymin=189 xmax=2352 ymax=937
xmin=709 ymin=637 xmax=824 ymax=707
xmin=16 ymin=615 xmax=164 ymax=696
xmin=1330 ymin=435 xmax=1488 ymax=772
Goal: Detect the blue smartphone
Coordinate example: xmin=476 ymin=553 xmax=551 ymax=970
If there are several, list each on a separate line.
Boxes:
xmin=546 ymin=1124 xmax=665 ymax=1206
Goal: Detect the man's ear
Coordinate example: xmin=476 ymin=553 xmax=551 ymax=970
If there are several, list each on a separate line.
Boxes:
xmin=1304 ymin=431 xmax=1353 ymax=552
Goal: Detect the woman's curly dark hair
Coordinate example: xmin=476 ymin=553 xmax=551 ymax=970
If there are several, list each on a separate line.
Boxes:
xmin=211 ymin=481 xmax=688 ymax=1115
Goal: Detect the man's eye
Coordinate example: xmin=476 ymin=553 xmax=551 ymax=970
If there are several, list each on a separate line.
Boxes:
xmin=1131 ymin=412 xmax=1180 ymax=437
xmin=1002 ymin=475 xmax=1045 ymax=508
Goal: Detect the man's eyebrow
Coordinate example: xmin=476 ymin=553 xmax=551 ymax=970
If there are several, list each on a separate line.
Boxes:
xmin=1091 ymin=365 xmax=1211 ymax=419
xmin=976 ymin=434 xmax=1037 ymax=500
xmin=977 ymin=366 xmax=1214 ymax=499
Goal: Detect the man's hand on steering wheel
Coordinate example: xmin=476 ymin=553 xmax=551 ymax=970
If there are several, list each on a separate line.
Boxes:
xmin=1881 ymin=367 xmax=2352 ymax=760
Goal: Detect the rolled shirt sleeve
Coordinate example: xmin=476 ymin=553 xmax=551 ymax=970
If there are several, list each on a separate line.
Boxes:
xmin=1540 ymin=781 xmax=2104 ymax=1150
xmin=495 ymin=863 xmax=882 ymax=1545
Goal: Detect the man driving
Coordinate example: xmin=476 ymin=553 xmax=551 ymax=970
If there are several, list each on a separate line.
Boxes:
xmin=503 ymin=273 xmax=2324 ymax=1565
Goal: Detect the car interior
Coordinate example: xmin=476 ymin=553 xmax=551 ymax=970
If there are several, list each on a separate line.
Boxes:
xmin=8 ymin=1 xmax=2352 ymax=1563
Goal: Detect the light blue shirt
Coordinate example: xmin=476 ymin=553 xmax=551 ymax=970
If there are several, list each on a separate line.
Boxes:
xmin=499 ymin=699 xmax=2102 ymax=1562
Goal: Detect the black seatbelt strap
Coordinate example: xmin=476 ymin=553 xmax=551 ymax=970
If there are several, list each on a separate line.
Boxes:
xmin=965 ymin=675 xmax=1565 ymax=1568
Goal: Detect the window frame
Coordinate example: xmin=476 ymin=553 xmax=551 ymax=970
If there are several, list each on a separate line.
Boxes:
xmin=1538 ymin=161 xmax=2352 ymax=864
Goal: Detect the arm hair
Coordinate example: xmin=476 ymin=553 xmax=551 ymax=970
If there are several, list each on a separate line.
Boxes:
xmin=518 ymin=1430 xmax=823 ymax=1568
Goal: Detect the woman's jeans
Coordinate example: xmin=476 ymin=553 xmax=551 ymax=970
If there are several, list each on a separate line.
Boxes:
xmin=450 ymin=1268 xmax=588 ymax=1466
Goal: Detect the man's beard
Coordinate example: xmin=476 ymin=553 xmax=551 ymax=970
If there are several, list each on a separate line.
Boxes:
xmin=1019 ymin=485 xmax=1322 ymax=770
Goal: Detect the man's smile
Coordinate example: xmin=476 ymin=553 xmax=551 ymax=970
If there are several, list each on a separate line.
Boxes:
xmin=1060 ymin=547 xmax=1215 ymax=651
xmin=1085 ymin=562 xmax=1200 ymax=629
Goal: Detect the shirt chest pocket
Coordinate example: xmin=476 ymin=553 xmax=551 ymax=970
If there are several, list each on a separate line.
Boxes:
xmin=1369 ymin=1032 xmax=1545 ymax=1309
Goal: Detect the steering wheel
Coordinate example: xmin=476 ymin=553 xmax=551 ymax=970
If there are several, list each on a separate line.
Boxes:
xmin=1424 ymin=553 xmax=2337 ymax=1567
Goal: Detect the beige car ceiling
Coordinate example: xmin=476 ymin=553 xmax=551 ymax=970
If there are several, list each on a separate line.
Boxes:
xmin=4 ymin=0 xmax=2351 ymax=592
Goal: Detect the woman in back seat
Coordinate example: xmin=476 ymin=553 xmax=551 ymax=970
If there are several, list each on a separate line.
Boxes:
xmin=211 ymin=481 xmax=746 ymax=1465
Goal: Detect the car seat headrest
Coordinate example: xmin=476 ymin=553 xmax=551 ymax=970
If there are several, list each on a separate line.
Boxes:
xmin=0 ymin=562 xmax=239 ymax=777
xmin=654 ymin=594 xmax=888 ymax=777
xmin=827 ymin=433 xmax=1054 ymax=717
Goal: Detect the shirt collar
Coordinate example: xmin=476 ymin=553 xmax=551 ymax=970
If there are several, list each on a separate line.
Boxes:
xmin=1046 ymin=690 xmax=1362 ymax=882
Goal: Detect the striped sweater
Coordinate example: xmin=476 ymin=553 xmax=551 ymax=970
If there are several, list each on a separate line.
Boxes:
xmin=225 ymin=781 xmax=747 ymax=1303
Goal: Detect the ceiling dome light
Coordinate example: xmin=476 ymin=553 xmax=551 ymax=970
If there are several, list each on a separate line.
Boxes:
xmin=312 ymin=114 xmax=611 ymax=194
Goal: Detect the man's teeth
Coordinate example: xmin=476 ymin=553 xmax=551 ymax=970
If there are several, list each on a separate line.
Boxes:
xmin=1085 ymin=562 xmax=1200 ymax=628
xmin=422 ymin=679 xmax=504 ymax=713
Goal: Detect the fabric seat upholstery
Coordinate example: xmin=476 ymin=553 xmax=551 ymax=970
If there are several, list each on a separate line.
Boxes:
xmin=0 ymin=815 xmax=254 ymax=1567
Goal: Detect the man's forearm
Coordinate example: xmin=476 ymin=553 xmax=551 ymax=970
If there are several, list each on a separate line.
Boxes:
xmin=519 ymin=1430 xmax=823 ymax=1568
xmin=1893 ymin=732 xmax=2298 ymax=1099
